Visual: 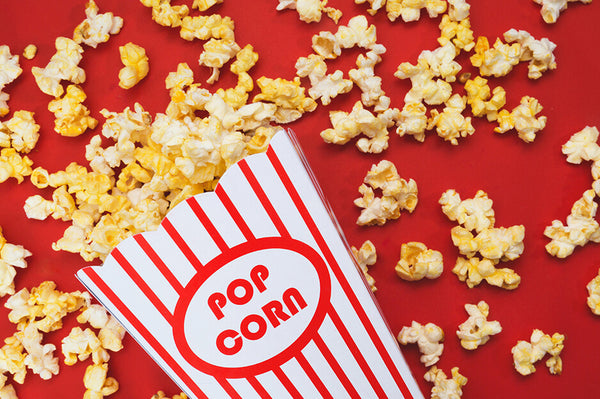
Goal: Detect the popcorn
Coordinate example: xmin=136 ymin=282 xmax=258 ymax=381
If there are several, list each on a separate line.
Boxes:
xmin=0 ymin=226 xmax=31 ymax=297
xmin=494 ymin=96 xmax=546 ymax=142
xmin=0 ymin=335 xmax=27 ymax=385
xmin=0 ymin=148 xmax=33 ymax=184
xmin=142 ymin=0 xmax=189 ymax=28
xmin=276 ymin=0 xmax=342 ymax=24
xmin=395 ymin=241 xmax=443 ymax=281
xmin=48 ymin=84 xmax=98 ymax=137
xmin=456 ymin=301 xmax=502 ymax=350
xmin=453 ymin=256 xmax=521 ymax=289
xmin=0 ymin=385 xmax=17 ymax=399
xmin=512 ymin=329 xmax=565 ymax=375
xmin=384 ymin=0 xmax=447 ymax=22
xmin=73 ymin=0 xmax=124 ymax=48
xmin=438 ymin=15 xmax=475 ymax=52
xmin=351 ymin=240 xmax=378 ymax=292
xmin=440 ymin=189 xmax=495 ymax=233
xmin=533 ymin=0 xmax=592 ymax=23
xmin=427 ymin=93 xmax=474 ymax=145
xmin=118 ymin=43 xmax=149 ymax=89
xmin=447 ymin=0 xmax=471 ymax=21
xmin=180 ymin=14 xmax=235 ymax=42
xmin=22 ymin=45 xmax=37 ymax=60
xmin=395 ymin=58 xmax=452 ymax=106
xmin=151 ymin=392 xmax=188 ymax=399
xmin=470 ymin=36 xmax=521 ymax=77
xmin=83 ymin=363 xmax=119 ymax=399
xmin=0 ymin=46 xmax=22 ymax=117
xmin=354 ymin=160 xmax=418 ymax=225
xmin=254 ymin=76 xmax=317 ymax=123
xmin=587 ymin=268 xmax=600 ymax=315
xmin=334 ymin=15 xmax=377 ymax=49
xmin=503 ymin=29 xmax=557 ymax=79
xmin=424 ymin=366 xmax=467 ymax=399
xmin=464 ymin=76 xmax=506 ymax=121
xmin=16 ymin=323 xmax=59 ymax=380
xmin=77 ymin=304 xmax=125 ymax=353
xmin=312 ymin=31 xmax=341 ymax=59
xmin=193 ymin=0 xmax=223 ymax=11
xmin=0 ymin=110 xmax=40 ymax=153
xmin=198 ymin=39 xmax=240 ymax=84
xmin=397 ymin=321 xmax=444 ymax=366
xmin=295 ymin=54 xmax=353 ymax=106
xmin=561 ymin=126 xmax=600 ymax=165
xmin=396 ymin=101 xmax=428 ymax=142
xmin=349 ymin=45 xmax=390 ymax=109
xmin=61 ymin=327 xmax=109 ymax=365
xmin=31 ymin=37 xmax=85 ymax=98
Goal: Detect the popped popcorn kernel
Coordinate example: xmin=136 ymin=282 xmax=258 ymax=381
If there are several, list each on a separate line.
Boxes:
xmin=447 ymin=0 xmax=471 ymax=21
xmin=151 ymin=391 xmax=188 ymax=399
xmin=61 ymin=327 xmax=109 ymax=366
xmin=586 ymin=268 xmax=600 ymax=315
xmin=143 ymin=0 xmax=189 ymax=28
xmin=0 ymin=227 xmax=31 ymax=297
xmin=83 ymin=362 xmax=119 ymax=398
xmin=16 ymin=323 xmax=59 ymax=380
xmin=118 ymin=43 xmax=149 ymax=89
xmin=351 ymin=240 xmax=378 ymax=291
xmin=73 ymin=0 xmax=124 ymax=48
xmin=180 ymin=14 xmax=235 ymax=42
xmin=396 ymin=101 xmax=428 ymax=142
xmin=276 ymin=0 xmax=342 ymax=24
xmin=561 ymin=126 xmax=600 ymax=165
xmin=503 ymin=29 xmax=557 ymax=79
xmin=0 ymin=148 xmax=33 ymax=184
xmin=383 ymin=0 xmax=447 ymax=22
xmin=464 ymin=76 xmax=506 ymax=121
xmin=512 ymin=329 xmax=565 ymax=375
xmin=349 ymin=45 xmax=389 ymax=108
xmin=198 ymin=39 xmax=240 ymax=84
xmin=354 ymin=160 xmax=418 ymax=225
xmin=439 ymin=189 xmax=495 ymax=233
xmin=48 ymin=84 xmax=98 ymax=137
xmin=424 ymin=366 xmax=467 ymax=399
xmin=456 ymin=301 xmax=502 ymax=350
xmin=395 ymin=241 xmax=443 ymax=281
xmin=397 ymin=321 xmax=444 ymax=366
xmin=470 ymin=36 xmax=521 ymax=77
xmin=193 ymin=0 xmax=223 ymax=11
xmin=77 ymin=304 xmax=125 ymax=353
xmin=22 ymin=45 xmax=37 ymax=60
xmin=0 ymin=46 xmax=22 ymax=117
xmin=31 ymin=37 xmax=85 ymax=98
xmin=295 ymin=54 xmax=353 ymax=106
xmin=254 ymin=76 xmax=317 ymax=123
xmin=395 ymin=58 xmax=452 ymax=106
xmin=453 ymin=256 xmax=521 ymax=289
xmin=427 ymin=93 xmax=474 ymax=145
xmin=438 ymin=14 xmax=475 ymax=53
xmin=0 ymin=335 xmax=26 ymax=385
xmin=0 ymin=110 xmax=40 ymax=153
xmin=533 ymin=0 xmax=592 ymax=23
xmin=495 ymin=96 xmax=546 ymax=142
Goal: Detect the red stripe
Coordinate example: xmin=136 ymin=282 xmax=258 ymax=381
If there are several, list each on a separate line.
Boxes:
xmin=162 ymin=217 xmax=203 ymax=271
xmin=328 ymin=305 xmax=386 ymax=397
xmin=112 ymin=248 xmax=174 ymax=325
xmin=272 ymin=366 xmax=302 ymax=399
xmin=82 ymin=268 xmax=208 ymax=399
xmin=215 ymin=377 xmax=241 ymax=399
xmin=296 ymin=352 xmax=333 ymax=399
xmin=247 ymin=376 xmax=272 ymax=399
xmin=267 ymin=147 xmax=414 ymax=398
xmin=238 ymin=160 xmax=289 ymax=237
xmin=216 ymin=185 xmax=255 ymax=240
xmin=134 ymin=235 xmax=184 ymax=295
xmin=186 ymin=196 xmax=229 ymax=252
xmin=313 ymin=334 xmax=360 ymax=399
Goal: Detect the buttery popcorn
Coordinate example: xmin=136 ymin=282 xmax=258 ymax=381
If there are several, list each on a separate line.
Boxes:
xmin=464 ymin=76 xmax=506 ymax=121
xmin=0 ymin=226 xmax=32 ymax=297
xmin=334 ymin=15 xmax=377 ymax=49
xmin=533 ymin=0 xmax=592 ymax=23
xmin=16 ymin=323 xmax=59 ymax=380
xmin=61 ymin=327 xmax=109 ymax=366
xmin=512 ymin=329 xmax=565 ymax=376
xmin=276 ymin=0 xmax=342 ymax=24
xmin=424 ymin=366 xmax=467 ymax=399
xmin=503 ymin=29 xmax=557 ymax=79
xmin=495 ymin=96 xmax=546 ymax=142
xmin=295 ymin=54 xmax=353 ymax=106
xmin=354 ymin=160 xmax=418 ymax=225
xmin=22 ymin=45 xmax=37 ymax=60
xmin=193 ymin=0 xmax=223 ymax=11
xmin=456 ymin=301 xmax=502 ymax=350
xmin=180 ymin=14 xmax=235 ymax=42
xmin=470 ymin=36 xmax=521 ymax=77
xmin=151 ymin=391 xmax=188 ymax=399
xmin=118 ymin=43 xmax=149 ymax=89
xmin=254 ymin=76 xmax=317 ymax=123
xmin=0 ymin=110 xmax=40 ymax=153
xmin=439 ymin=189 xmax=495 ymax=233
xmin=561 ymin=126 xmax=600 ymax=165
xmin=31 ymin=37 xmax=85 ymax=98
xmin=427 ymin=93 xmax=474 ymax=145
xmin=453 ymin=225 xmax=525 ymax=261
xmin=396 ymin=101 xmax=428 ymax=142
xmin=83 ymin=362 xmax=119 ymax=399
xmin=587 ymin=268 xmax=600 ymax=315
xmin=397 ymin=321 xmax=444 ymax=366
xmin=73 ymin=0 xmax=123 ymax=48
xmin=395 ymin=58 xmax=452 ymax=106
xmin=198 ymin=39 xmax=240 ymax=84
xmin=437 ymin=15 xmax=475 ymax=52
xmin=0 ymin=148 xmax=33 ymax=184
xmin=48 ymin=84 xmax=98 ymax=137
xmin=141 ymin=0 xmax=189 ymax=28
xmin=382 ymin=0 xmax=447 ymax=22
xmin=77 ymin=304 xmax=125 ymax=353
xmin=349 ymin=45 xmax=390 ymax=109
xmin=0 ymin=46 xmax=22 ymax=117
xmin=453 ymin=256 xmax=521 ymax=289
xmin=395 ymin=242 xmax=443 ymax=281
xmin=351 ymin=240 xmax=378 ymax=292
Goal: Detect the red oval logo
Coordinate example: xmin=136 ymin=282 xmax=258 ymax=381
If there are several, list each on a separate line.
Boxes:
xmin=173 ymin=236 xmax=331 ymax=377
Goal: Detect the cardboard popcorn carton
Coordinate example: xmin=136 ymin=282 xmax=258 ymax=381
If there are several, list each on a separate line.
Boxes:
xmin=77 ymin=130 xmax=425 ymax=399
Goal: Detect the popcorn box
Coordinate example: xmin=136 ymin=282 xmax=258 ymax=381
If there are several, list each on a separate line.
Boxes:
xmin=77 ymin=130 xmax=424 ymax=399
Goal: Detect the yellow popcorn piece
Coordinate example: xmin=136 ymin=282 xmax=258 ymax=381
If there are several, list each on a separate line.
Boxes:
xmin=151 ymin=391 xmax=188 ymax=399
xmin=180 ymin=14 xmax=235 ymax=42
xmin=440 ymin=189 xmax=495 ymax=233
xmin=470 ymin=36 xmax=521 ymax=77
xmin=193 ymin=0 xmax=223 ymax=11
xmin=276 ymin=0 xmax=342 ymax=24
xmin=464 ymin=76 xmax=506 ymax=121
xmin=198 ymin=39 xmax=240 ymax=84
xmin=0 ymin=46 xmax=22 ymax=117
xmin=118 ymin=43 xmax=149 ymax=89
xmin=77 ymin=304 xmax=125 ymax=353
xmin=31 ymin=37 xmax=85 ymax=98
xmin=396 ymin=101 xmax=428 ymax=142
xmin=586 ymin=268 xmax=600 ymax=315
xmin=61 ymin=327 xmax=109 ymax=366
xmin=495 ymin=96 xmax=546 ymax=142
xmin=1 ymin=110 xmax=40 ymax=153
xmin=73 ymin=0 xmax=123 ymax=48
xmin=296 ymin=54 xmax=353 ymax=106
xmin=83 ymin=363 xmax=119 ymax=399
xmin=0 ymin=385 xmax=17 ymax=399
xmin=384 ymin=0 xmax=447 ymax=22
xmin=504 ymin=29 xmax=557 ymax=79
xmin=438 ymin=15 xmax=475 ymax=53
xmin=16 ymin=323 xmax=59 ymax=380
xmin=48 ymin=84 xmax=98 ymax=137
xmin=354 ymin=160 xmax=418 ymax=225
xmin=395 ymin=241 xmax=443 ymax=281
xmin=0 ymin=335 xmax=27 ymax=385
xmin=254 ymin=76 xmax=317 ymax=123
xmin=475 ymin=225 xmax=525 ymax=261
xmin=351 ymin=240 xmax=378 ymax=292
xmin=142 ymin=0 xmax=189 ymax=28
xmin=427 ymin=93 xmax=474 ymax=145
xmin=456 ymin=301 xmax=502 ymax=350
xmin=22 ymin=45 xmax=37 ymax=60
xmin=397 ymin=321 xmax=444 ymax=366
xmin=562 ymin=126 xmax=600 ymax=165
xmin=533 ymin=0 xmax=592 ymax=23
xmin=424 ymin=366 xmax=467 ymax=399
xmin=0 ymin=148 xmax=33 ymax=184
xmin=512 ymin=329 xmax=565 ymax=376
xmin=453 ymin=256 xmax=521 ymax=289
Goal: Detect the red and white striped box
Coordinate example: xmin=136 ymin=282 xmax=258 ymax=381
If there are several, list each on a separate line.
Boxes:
xmin=77 ymin=130 xmax=424 ymax=399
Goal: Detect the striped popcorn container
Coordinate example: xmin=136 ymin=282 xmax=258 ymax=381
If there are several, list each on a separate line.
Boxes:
xmin=77 ymin=130 xmax=424 ymax=399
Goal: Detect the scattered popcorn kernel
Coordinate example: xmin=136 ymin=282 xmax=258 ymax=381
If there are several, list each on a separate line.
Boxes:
xmin=276 ymin=0 xmax=342 ymax=24
xmin=397 ymin=321 xmax=444 ymax=366
xmin=456 ymin=301 xmax=502 ymax=350
xmin=475 ymin=225 xmax=525 ymax=261
xmin=73 ymin=0 xmax=124 ymax=48
xmin=424 ymin=366 xmax=467 ymax=399
xmin=143 ymin=0 xmax=189 ymax=28
xmin=296 ymin=54 xmax=353 ymax=106
xmin=0 ymin=335 xmax=27 ymax=384
xmin=31 ymin=37 xmax=85 ymax=98
xmin=395 ymin=241 xmax=443 ymax=281
xmin=0 ymin=148 xmax=33 ymax=184
xmin=180 ymin=14 xmax=235 ymax=42
xmin=561 ymin=126 xmax=600 ymax=164
xmin=464 ymin=76 xmax=506 ymax=121
xmin=254 ymin=76 xmax=317 ymax=123
xmin=0 ymin=45 xmax=22 ymax=117
xmin=440 ymin=189 xmax=495 ymax=233
xmin=494 ymin=96 xmax=546 ymax=142
xmin=0 ymin=227 xmax=31 ymax=297
xmin=453 ymin=256 xmax=521 ymax=289
xmin=1 ymin=110 xmax=40 ymax=153
xmin=427 ymin=93 xmax=474 ymax=145
xmin=118 ymin=43 xmax=149 ymax=89
xmin=16 ymin=323 xmax=59 ymax=380
xmin=438 ymin=14 xmax=475 ymax=52
xmin=470 ymin=36 xmax=521 ymax=77
xmin=351 ymin=240 xmax=378 ymax=291
xmin=83 ymin=362 xmax=119 ymax=398
xmin=533 ymin=0 xmax=592 ymax=23
xmin=334 ymin=15 xmax=377 ymax=49
xmin=48 ymin=84 xmax=98 ymax=137
xmin=193 ymin=0 xmax=223 ymax=11
xmin=311 ymin=31 xmax=341 ymax=59
xmin=587 ymin=268 xmax=600 ymax=315
xmin=503 ymin=29 xmax=557 ymax=79
xmin=349 ymin=45 xmax=390 ymax=109
xmin=384 ymin=0 xmax=447 ymax=22
xmin=198 ymin=39 xmax=240 ymax=84
xmin=354 ymin=160 xmax=418 ymax=225
xmin=151 ymin=391 xmax=188 ymax=399
xmin=77 ymin=304 xmax=126 ymax=353
xmin=512 ymin=329 xmax=565 ymax=375
xmin=61 ymin=327 xmax=109 ymax=365
xmin=22 ymin=45 xmax=37 ymax=60
xmin=395 ymin=58 xmax=452 ymax=106
xmin=447 ymin=0 xmax=471 ymax=21
xmin=396 ymin=101 xmax=428 ymax=142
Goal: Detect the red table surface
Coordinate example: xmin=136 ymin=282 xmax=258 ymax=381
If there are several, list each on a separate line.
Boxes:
xmin=1 ymin=0 xmax=600 ymax=398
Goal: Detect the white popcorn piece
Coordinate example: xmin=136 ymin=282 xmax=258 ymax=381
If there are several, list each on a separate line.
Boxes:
xmin=475 ymin=225 xmax=525 ymax=261
xmin=0 ymin=227 xmax=32 ymax=297
xmin=351 ymin=240 xmax=378 ymax=291
xmin=456 ymin=301 xmax=502 ymax=350
xmin=311 ymin=31 xmax=341 ymax=59
xmin=1 ymin=110 xmax=40 ymax=154
xmin=447 ymin=0 xmax=471 ymax=21
xmin=503 ymin=29 xmax=557 ymax=79
xmin=349 ymin=45 xmax=389 ymax=109
xmin=276 ymin=0 xmax=342 ymax=24
xmin=419 ymin=42 xmax=462 ymax=83
xmin=395 ymin=58 xmax=452 ymax=106
xmin=61 ymin=327 xmax=110 ymax=365
xmin=16 ymin=324 xmax=59 ymax=380
xmin=470 ymin=36 xmax=521 ymax=78
xmin=453 ymin=256 xmax=521 ymax=289
xmin=512 ymin=329 xmax=565 ymax=375
xmin=533 ymin=0 xmax=592 ymax=23
xmin=427 ymin=93 xmax=474 ymax=145
xmin=334 ymin=15 xmax=377 ymax=49
xmin=561 ymin=126 xmax=600 ymax=164
xmin=397 ymin=321 xmax=444 ymax=366
xmin=295 ymin=55 xmax=353 ymax=106
xmin=31 ymin=37 xmax=85 ymax=98
xmin=495 ymin=96 xmax=547 ymax=143
xmin=198 ymin=39 xmax=240 ymax=84
xmin=424 ymin=366 xmax=467 ymax=399
xmin=395 ymin=241 xmax=443 ymax=281
xmin=73 ymin=0 xmax=124 ymax=48
xmin=0 ymin=46 xmax=22 ymax=117
xmin=384 ymin=0 xmax=447 ymax=22
xmin=439 ymin=189 xmax=495 ymax=233
xmin=77 ymin=304 xmax=126 ymax=352
xmin=396 ymin=101 xmax=428 ymax=142
xmin=587 ymin=268 xmax=600 ymax=315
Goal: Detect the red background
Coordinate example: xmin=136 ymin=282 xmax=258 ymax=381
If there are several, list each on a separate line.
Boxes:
xmin=1 ymin=0 xmax=599 ymax=397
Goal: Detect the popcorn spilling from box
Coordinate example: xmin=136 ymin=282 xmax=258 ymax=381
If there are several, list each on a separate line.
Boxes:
xmin=77 ymin=130 xmax=425 ymax=399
